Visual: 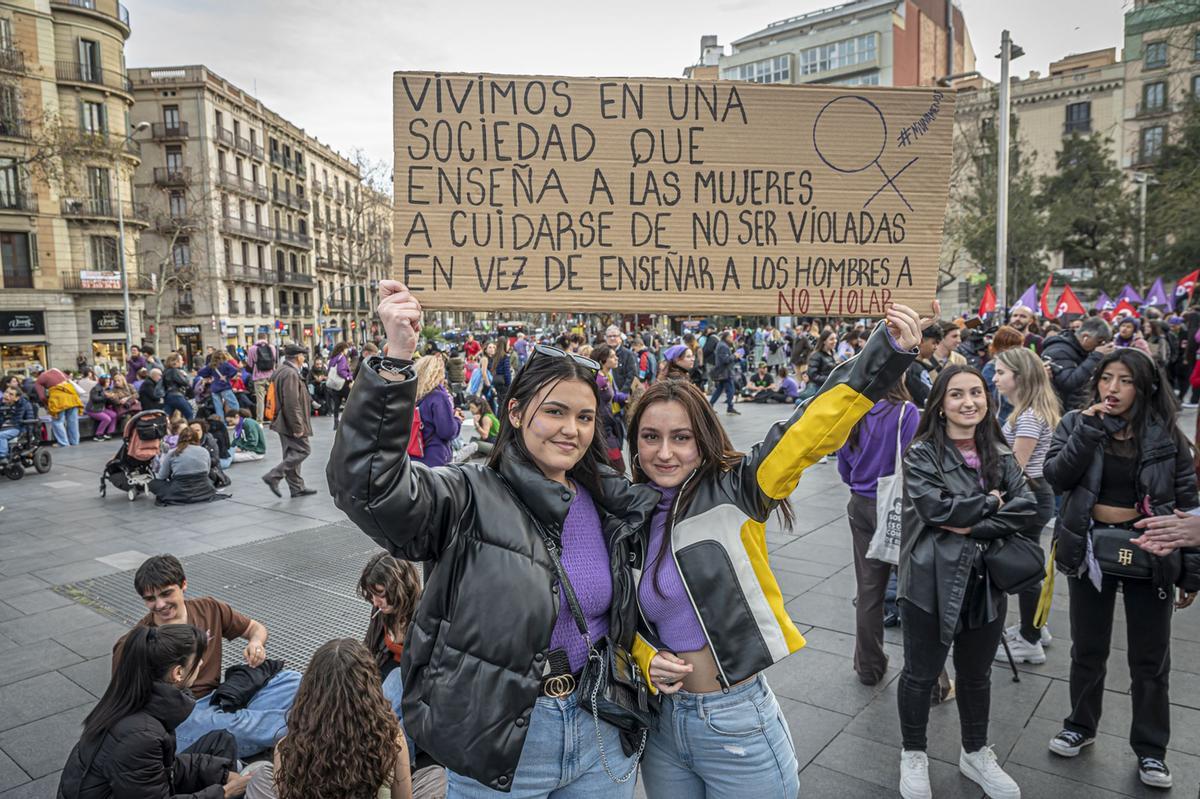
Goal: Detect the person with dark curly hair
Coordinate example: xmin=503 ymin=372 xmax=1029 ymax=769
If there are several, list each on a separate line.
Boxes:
xmin=245 ymin=638 xmax=443 ymax=799
xmin=358 ymin=554 xmax=423 ymax=725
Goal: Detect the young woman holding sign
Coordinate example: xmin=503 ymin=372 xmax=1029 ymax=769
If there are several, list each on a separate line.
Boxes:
xmin=625 ymin=305 xmax=925 ymax=799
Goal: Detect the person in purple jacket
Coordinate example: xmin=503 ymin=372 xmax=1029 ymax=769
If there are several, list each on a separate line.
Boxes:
xmin=197 ymin=350 xmax=240 ymax=419
xmin=412 ymin=354 xmax=460 ymax=468
xmin=328 ymin=341 xmax=355 ymax=430
xmin=836 ymin=374 xmax=920 ymax=686
xmin=125 ymin=345 xmax=147 ymax=384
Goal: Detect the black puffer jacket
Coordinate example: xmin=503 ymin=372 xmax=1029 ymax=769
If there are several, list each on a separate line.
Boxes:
xmin=899 ymin=438 xmax=1037 ymax=644
xmin=1044 ymin=410 xmax=1200 ymax=590
xmin=807 ymin=349 xmax=837 ymax=388
xmin=57 ymin=682 xmax=233 ymax=799
xmin=1042 ymin=331 xmax=1105 ymax=411
xmin=327 ymin=365 xmax=660 ymax=791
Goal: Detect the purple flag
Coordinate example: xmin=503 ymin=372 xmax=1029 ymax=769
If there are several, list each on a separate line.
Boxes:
xmin=1094 ymin=291 xmax=1114 ymax=311
xmin=1144 ymin=277 xmax=1170 ymax=307
xmin=1115 ymin=283 xmax=1144 ymax=305
xmin=1011 ymin=284 xmax=1038 ymax=313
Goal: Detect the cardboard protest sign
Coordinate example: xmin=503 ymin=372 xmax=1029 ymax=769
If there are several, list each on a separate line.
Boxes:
xmin=393 ymin=72 xmax=954 ymax=316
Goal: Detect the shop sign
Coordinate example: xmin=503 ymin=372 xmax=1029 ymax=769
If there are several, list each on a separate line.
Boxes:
xmin=176 ymin=325 xmax=201 ymax=334
xmin=0 ymin=310 xmax=45 ymax=337
xmin=303 ymin=325 xmax=314 ymax=336
xmin=90 ymin=309 xmax=126 ymax=334
xmin=80 ymin=270 xmax=122 ymax=289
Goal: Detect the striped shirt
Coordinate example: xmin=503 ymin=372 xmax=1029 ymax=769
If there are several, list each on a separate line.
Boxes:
xmin=1003 ymin=408 xmax=1052 ymax=479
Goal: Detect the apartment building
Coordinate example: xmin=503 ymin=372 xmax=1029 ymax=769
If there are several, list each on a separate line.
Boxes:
xmin=1122 ymin=0 xmax=1200 ymax=169
xmin=0 ymin=0 xmax=147 ymax=374
xmin=687 ymin=0 xmax=974 ymax=88
xmin=129 ymin=64 xmax=389 ymax=361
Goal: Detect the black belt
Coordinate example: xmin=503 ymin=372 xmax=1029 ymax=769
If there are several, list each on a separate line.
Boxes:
xmin=539 ymin=648 xmax=580 ymax=698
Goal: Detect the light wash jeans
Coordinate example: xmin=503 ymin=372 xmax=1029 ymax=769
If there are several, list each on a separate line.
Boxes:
xmin=174 ymin=669 xmax=301 ymax=758
xmin=50 ymin=406 xmax=80 ymax=446
xmin=212 ymin=388 xmax=238 ymax=419
xmin=640 ymin=674 xmax=799 ymax=799
xmin=446 ymin=692 xmax=637 ymax=798
xmin=0 ymin=427 xmax=20 ymax=458
xmin=382 ymin=666 xmax=415 ymax=756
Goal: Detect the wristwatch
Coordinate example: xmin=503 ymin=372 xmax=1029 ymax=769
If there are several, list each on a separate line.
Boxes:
xmin=368 ymin=355 xmax=414 ymax=381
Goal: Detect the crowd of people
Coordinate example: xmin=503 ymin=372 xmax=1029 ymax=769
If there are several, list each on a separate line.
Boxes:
xmin=45 ymin=282 xmax=1200 ymax=798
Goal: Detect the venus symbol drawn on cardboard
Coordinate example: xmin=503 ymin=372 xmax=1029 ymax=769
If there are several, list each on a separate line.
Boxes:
xmin=812 ymin=95 xmax=918 ymax=212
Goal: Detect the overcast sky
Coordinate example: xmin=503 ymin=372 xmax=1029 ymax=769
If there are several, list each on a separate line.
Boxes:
xmin=124 ymin=0 xmax=1130 ymax=171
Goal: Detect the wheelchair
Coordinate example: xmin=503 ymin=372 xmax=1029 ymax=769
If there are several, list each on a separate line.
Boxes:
xmin=2 ymin=420 xmax=52 ymax=480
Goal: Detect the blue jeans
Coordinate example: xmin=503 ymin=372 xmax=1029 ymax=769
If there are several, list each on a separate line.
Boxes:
xmin=50 ymin=406 xmax=80 ymax=446
xmin=641 ymin=674 xmax=799 ymax=799
xmin=446 ymin=692 xmax=637 ymax=798
xmin=0 ymin=427 xmax=19 ymax=458
xmin=382 ymin=667 xmax=415 ymax=756
xmin=212 ymin=389 xmax=238 ymax=419
xmin=174 ymin=669 xmax=300 ymax=758
xmin=708 ymin=379 xmax=735 ymax=411
xmin=164 ymin=392 xmax=194 ymax=421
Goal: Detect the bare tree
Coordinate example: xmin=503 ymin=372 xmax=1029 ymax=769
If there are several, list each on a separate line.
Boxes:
xmin=336 ymin=149 xmax=391 ymax=334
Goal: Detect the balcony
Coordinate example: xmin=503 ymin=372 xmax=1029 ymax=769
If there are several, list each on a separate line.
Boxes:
xmin=1063 ymin=118 xmax=1092 ymax=135
xmin=327 ymin=298 xmax=353 ymax=311
xmin=295 ymin=162 xmax=306 ymax=179
xmin=274 ymin=228 xmax=311 ymax=247
xmin=279 ymin=304 xmax=290 ymax=317
xmin=0 ymin=190 xmax=38 ymax=213
xmin=335 ymin=224 xmax=347 ymax=238
xmin=0 ymin=48 xmax=25 ymax=74
xmin=154 ymin=213 xmax=194 ymax=233
xmin=276 ymin=269 xmax=314 ymax=286
xmin=226 ymin=264 xmax=273 ymax=284
xmin=150 ymin=121 xmax=188 ymax=141
xmin=61 ymin=272 xmax=154 ymax=293
xmin=229 ymin=300 xmax=240 ymax=315
xmin=220 ymin=215 xmax=273 ymax=242
xmin=1135 ymin=100 xmax=1172 ymax=119
xmin=235 ymin=135 xmax=254 ymax=157
xmin=269 ymin=150 xmax=284 ymax=168
xmin=1133 ymin=147 xmax=1162 ymax=168
xmin=152 ymin=166 xmax=191 ymax=186
xmin=175 ymin=299 xmax=194 ymax=314
xmin=246 ymin=301 xmax=256 ymax=315
xmin=214 ymin=126 xmax=235 ymax=149
xmin=322 ymin=183 xmax=334 ymax=198
xmin=312 ymin=217 xmax=325 ymax=232
xmin=71 ymin=130 xmax=141 ymax=158
xmin=216 ymin=170 xmax=268 ymax=201
xmin=52 ymin=0 xmax=131 ymax=32
xmin=61 ymin=197 xmax=149 ymax=226
xmin=271 ymin=188 xmax=309 ymax=212
xmin=302 ymin=304 xmax=313 ymax=317
xmin=56 ymin=60 xmax=133 ymax=97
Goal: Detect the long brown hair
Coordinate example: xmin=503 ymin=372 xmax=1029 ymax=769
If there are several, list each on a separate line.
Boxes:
xmin=357 ymin=553 xmax=422 ymax=637
xmin=276 ymin=639 xmax=402 ymax=799
xmin=913 ymin=365 xmax=1005 ymax=490
xmin=627 ymin=379 xmax=793 ymax=594
xmin=173 ymin=425 xmax=197 ymax=457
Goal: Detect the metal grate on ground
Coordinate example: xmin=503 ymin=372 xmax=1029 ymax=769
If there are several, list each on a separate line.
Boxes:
xmin=53 ymin=523 xmax=385 ymax=672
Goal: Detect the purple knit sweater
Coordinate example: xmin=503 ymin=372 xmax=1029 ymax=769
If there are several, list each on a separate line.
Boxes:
xmin=639 ymin=485 xmax=708 ymax=652
xmin=548 ymin=483 xmax=612 ymax=672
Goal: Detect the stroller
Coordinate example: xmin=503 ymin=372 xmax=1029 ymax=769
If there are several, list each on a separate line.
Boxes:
xmin=100 ymin=409 xmax=168 ymax=501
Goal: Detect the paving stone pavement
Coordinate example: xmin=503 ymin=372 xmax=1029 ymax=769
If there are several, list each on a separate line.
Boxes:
xmin=0 ymin=404 xmax=1197 ymax=798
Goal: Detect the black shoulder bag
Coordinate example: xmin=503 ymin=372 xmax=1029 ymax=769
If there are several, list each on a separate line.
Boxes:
xmin=537 ymin=526 xmax=654 ymax=785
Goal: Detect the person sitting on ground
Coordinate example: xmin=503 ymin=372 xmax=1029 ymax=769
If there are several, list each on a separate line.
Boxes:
xmin=149 ymin=427 xmax=227 ymax=506
xmin=0 ymin=385 xmax=34 ymax=463
xmin=204 ymin=414 xmax=234 ymax=470
xmin=227 ymin=408 xmax=266 ymax=462
xmin=750 ymin=365 xmax=802 ymax=404
xmin=465 ymin=394 xmax=499 ymax=457
xmin=163 ymin=416 xmax=187 ymax=450
xmin=740 ymin=362 xmax=774 ymax=398
xmin=112 ymin=555 xmax=302 ymax=758
xmin=59 ymin=624 xmax=251 ymax=799
xmin=359 ymin=553 xmax=423 ymax=727
xmin=244 ymin=639 xmax=445 ymax=799
xmin=189 ymin=419 xmax=220 ymax=470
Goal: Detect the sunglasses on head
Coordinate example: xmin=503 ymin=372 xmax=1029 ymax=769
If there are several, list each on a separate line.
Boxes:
xmin=531 ymin=344 xmax=600 ymax=374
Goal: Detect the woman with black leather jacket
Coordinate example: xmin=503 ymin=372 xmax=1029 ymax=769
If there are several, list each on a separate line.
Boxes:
xmin=328 ymin=280 xmax=660 ymax=797
xmin=1043 ymin=348 xmax=1200 ymax=789
xmin=163 ymin=353 xmax=195 ymax=421
xmin=897 ymin=365 xmax=1036 ymax=799
xmin=803 ymin=329 xmax=838 ymax=400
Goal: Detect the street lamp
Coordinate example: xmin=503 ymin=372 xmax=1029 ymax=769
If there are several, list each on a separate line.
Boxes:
xmin=994 ymin=30 xmax=1024 ymax=313
xmin=1131 ymin=171 xmax=1159 ymax=289
xmin=115 ymin=120 xmax=150 ymax=355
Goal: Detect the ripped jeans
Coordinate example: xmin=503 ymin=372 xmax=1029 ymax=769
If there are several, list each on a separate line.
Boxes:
xmin=640 ymin=674 xmax=799 ymax=799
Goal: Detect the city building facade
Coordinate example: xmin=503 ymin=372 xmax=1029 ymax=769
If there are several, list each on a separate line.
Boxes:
xmin=1122 ymin=0 xmax=1200 ymax=170
xmin=0 ymin=0 xmax=146 ymax=375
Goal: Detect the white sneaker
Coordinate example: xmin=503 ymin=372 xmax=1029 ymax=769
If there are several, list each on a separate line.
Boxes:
xmin=1004 ymin=623 xmax=1051 ymax=646
xmin=900 ymin=750 xmax=933 ymax=799
xmin=960 ymin=746 xmax=1021 ymax=799
xmin=995 ymin=630 xmax=1046 ymax=664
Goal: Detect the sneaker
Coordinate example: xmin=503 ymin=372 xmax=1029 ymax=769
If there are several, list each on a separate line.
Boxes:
xmin=1048 ymin=729 xmax=1095 ymax=758
xmin=1005 ymin=623 xmax=1052 ymax=646
xmin=899 ymin=750 xmax=933 ymax=799
xmin=995 ymin=631 xmax=1046 ymax=665
xmin=959 ymin=746 xmax=1020 ymax=799
xmin=1183 ymin=402 xmax=1199 ymax=409
xmin=1138 ymin=757 xmax=1172 ymax=789
xmin=883 ymin=609 xmax=902 ymax=628
xmin=727 ymin=408 xmax=741 ymax=415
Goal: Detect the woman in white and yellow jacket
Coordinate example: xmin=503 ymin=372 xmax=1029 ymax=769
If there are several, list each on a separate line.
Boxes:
xmin=626 ymin=304 xmax=923 ymax=799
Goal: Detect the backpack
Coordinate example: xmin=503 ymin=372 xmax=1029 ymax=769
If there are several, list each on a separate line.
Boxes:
xmin=263 ymin=382 xmax=277 ymax=422
xmin=254 ymin=344 xmax=276 ymax=373
xmin=407 ymin=405 xmax=424 ymax=458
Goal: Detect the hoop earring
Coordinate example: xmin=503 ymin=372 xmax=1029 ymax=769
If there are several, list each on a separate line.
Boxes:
xmin=631 ymin=453 xmax=641 ymax=471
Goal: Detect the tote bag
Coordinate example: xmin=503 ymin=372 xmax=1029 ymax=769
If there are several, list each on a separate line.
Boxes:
xmin=866 ymin=404 xmax=906 ymax=565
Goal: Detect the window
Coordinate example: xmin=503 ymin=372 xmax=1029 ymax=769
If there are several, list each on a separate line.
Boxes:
xmin=81 ymin=101 xmax=106 ymax=133
xmin=1065 ymin=101 xmax=1091 ymax=133
xmin=1194 ymin=74 xmax=1200 ymax=97
xmin=165 ymin=145 xmax=183 ymax=172
xmin=251 ymin=164 xmax=259 ymax=184
xmin=217 ymin=151 xmax=226 ymax=173
xmin=86 ymin=166 xmax=110 ymax=206
xmin=276 ymin=251 xmax=285 ymax=271
xmin=0 ymin=157 xmax=18 ymax=207
xmin=241 ymin=241 xmax=250 ymax=266
xmin=163 ymin=105 xmax=180 ymax=128
xmin=215 ymin=110 xmax=223 ymax=130
xmin=238 ymin=199 xmax=247 ymax=220
xmin=290 ymin=252 xmax=298 ymax=270
xmin=220 ymin=193 xmax=229 ymax=218
xmin=235 ymin=156 xmax=244 ymax=177
xmin=298 ymin=219 xmax=307 ymax=236
xmin=172 ymin=239 xmax=190 ymax=267
xmin=796 ymin=33 xmax=877 ymax=77
xmin=1145 ymin=41 xmax=1168 ymax=69
xmin=168 ymin=190 xmax=186 ymax=218
xmin=233 ymin=119 xmax=240 ymax=139
xmin=835 ymin=71 xmax=880 ymax=86
xmin=1140 ymin=126 xmax=1165 ymax=162
xmin=78 ymin=39 xmax=100 ymax=82
xmin=89 ymin=236 xmax=118 ymax=270
xmin=1143 ymin=81 xmax=1166 ymax=112
xmin=0 ymin=85 xmax=17 ymax=127
xmin=722 ymin=55 xmax=790 ymax=84
xmin=0 ymin=232 xmax=32 ymax=288
xmin=0 ymin=18 xmax=12 ymax=51
xmin=1195 ymin=32 xmax=1200 ymax=61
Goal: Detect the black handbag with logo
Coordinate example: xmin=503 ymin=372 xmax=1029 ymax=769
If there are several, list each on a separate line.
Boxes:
xmin=1091 ymin=525 xmax=1154 ymax=581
